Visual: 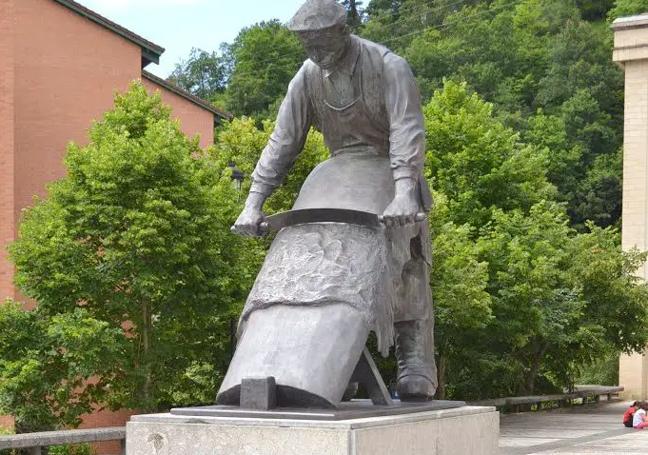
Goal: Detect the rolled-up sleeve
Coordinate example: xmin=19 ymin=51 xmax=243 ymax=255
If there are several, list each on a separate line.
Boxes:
xmin=383 ymin=53 xmax=426 ymax=181
xmin=250 ymin=64 xmax=312 ymax=196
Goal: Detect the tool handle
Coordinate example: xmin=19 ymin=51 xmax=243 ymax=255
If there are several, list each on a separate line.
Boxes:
xmin=415 ymin=212 xmax=427 ymax=222
xmin=230 ymin=221 xmax=270 ymax=236
xmin=378 ymin=212 xmax=427 ymax=224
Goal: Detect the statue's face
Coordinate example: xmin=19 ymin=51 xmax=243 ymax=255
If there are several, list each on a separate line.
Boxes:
xmin=297 ymin=25 xmax=349 ymax=70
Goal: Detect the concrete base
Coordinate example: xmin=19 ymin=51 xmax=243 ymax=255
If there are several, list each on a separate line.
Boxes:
xmin=126 ymin=405 xmax=499 ymax=455
xmin=171 ymin=399 xmax=466 ymax=420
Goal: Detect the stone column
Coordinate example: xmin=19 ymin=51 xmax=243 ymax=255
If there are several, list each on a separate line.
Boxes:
xmin=0 ymin=0 xmax=16 ymax=302
xmin=614 ymin=14 xmax=648 ymax=400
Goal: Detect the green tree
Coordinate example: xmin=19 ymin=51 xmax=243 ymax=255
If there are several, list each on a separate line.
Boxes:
xmin=224 ymin=20 xmax=305 ymax=118
xmin=577 ymin=0 xmax=615 ymax=20
xmin=467 ymin=202 xmax=648 ymax=398
xmin=212 ymin=117 xmax=328 ymax=214
xmin=422 ymin=81 xmax=648 ymax=398
xmin=340 ymin=0 xmax=365 ymax=30
xmin=609 ymin=0 xmax=648 ymax=19
xmin=168 ymin=47 xmax=227 ymax=102
xmin=0 ymin=302 xmax=122 ymax=432
xmin=424 ymin=80 xmax=554 ymax=227
xmin=6 ymin=83 xmax=254 ymax=425
xmin=477 ymin=202 xmax=587 ymax=396
xmin=429 ymin=193 xmax=492 ymax=399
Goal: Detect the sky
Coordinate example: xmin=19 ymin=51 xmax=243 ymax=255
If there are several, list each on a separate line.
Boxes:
xmin=79 ymin=0 xmax=306 ymax=78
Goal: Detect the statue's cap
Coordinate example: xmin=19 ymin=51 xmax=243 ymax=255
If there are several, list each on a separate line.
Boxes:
xmin=287 ymin=0 xmax=347 ymax=32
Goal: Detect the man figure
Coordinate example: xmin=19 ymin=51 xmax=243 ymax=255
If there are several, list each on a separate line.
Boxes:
xmin=232 ymin=0 xmax=437 ymax=401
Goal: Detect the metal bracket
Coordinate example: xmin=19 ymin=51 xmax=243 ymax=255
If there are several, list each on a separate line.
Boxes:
xmin=350 ymin=348 xmax=393 ymax=406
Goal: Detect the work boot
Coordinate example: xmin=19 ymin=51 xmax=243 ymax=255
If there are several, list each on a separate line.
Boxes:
xmin=394 ymin=319 xmax=437 ymax=401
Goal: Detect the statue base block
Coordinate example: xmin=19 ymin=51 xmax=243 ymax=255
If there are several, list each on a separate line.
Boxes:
xmin=126 ymin=405 xmax=499 ymax=455
xmin=170 ymin=399 xmax=466 ymax=420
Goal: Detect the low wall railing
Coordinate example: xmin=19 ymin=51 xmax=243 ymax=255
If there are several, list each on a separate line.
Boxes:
xmin=0 ymin=426 xmax=125 ymax=455
xmin=469 ymin=385 xmax=624 ymax=412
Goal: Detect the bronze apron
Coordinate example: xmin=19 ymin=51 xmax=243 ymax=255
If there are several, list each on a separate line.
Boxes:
xmin=293 ymin=56 xmax=431 ymax=323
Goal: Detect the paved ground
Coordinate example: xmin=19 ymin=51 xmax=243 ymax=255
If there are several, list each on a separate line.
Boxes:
xmin=499 ymin=400 xmax=648 ymax=454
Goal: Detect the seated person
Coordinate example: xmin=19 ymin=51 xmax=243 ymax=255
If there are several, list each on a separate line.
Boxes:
xmin=633 ymin=401 xmax=648 ymax=429
xmin=623 ymin=401 xmax=638 ymax=428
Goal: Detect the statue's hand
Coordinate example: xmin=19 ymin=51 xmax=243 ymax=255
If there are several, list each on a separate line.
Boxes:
xmin=382 ymin=178 xmax=420 ymax=227
xmin=232 ymin=207 xmax=266 ymax=237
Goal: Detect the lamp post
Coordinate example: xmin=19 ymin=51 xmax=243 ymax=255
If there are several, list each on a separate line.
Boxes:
xmin=228 ymin=162 xmax=245 ymax=195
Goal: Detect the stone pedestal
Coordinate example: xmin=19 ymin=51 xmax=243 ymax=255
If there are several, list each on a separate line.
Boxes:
xmin=126 ymin=405 xmax=498 ymax=455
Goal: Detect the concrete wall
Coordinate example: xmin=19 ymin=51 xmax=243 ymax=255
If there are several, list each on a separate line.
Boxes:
xmin=614 ymin=15 xmax=648 ymax=400
xmin=620 ymin=352 xmax=648 ymax=400
xmin=142 ymin=77 xmax=215 ymax=147
xmin=620 ymin=58 xmax=648 ymax=280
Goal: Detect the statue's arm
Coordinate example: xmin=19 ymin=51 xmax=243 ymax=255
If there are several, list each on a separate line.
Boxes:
xmin=233 ymin=65 xmax=312 ymax=236
xmin=382 ymin=53 xmax=426 ymax=227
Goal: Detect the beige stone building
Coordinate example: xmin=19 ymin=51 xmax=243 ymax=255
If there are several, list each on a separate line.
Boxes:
xmin=614 ymin=14 xmax=648 ymax=400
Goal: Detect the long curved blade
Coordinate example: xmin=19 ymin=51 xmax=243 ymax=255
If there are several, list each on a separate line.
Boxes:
xmin=262 ymin=208 xmax=381 ymax=232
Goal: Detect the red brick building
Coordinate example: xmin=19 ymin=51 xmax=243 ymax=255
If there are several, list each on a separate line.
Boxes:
xmin=1 ymin=0 xmax=227 ymax=300
xmin=0 ymin=0 xmax=227 ymax=450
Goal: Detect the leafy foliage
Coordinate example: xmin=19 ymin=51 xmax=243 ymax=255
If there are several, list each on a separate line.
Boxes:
xmin=223 ymin=20 xmax=305 ymax=118
xmin=48 ymin=443 xmax=94 ymax=455
xmin=0 ymin=302 xmax=122 ymax=432
xmin=212 ymin=117 xmax=328 ymax=214
xmin=424 ymin=80 xmax=554 ymax=226
xmin=429 ymin=193 xmax=492 ymax=398
xmin=423 ymin=82 xmax=648 ymax=398
xmin=341 ymin=0 xmax=365 ymax=30
xmin=4 ymin=84 xmax=256 ymax=429
xmin=168 ymin=48 xmax=228 ymax=103
xmin=380 ymin=0 xmax=624 ymax=230
xmin=609 ymin=0 xmax=648 ymax=19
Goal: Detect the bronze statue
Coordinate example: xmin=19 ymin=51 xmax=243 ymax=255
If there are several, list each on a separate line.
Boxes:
xmin=219 ymin=0 xmax=437 ymax=408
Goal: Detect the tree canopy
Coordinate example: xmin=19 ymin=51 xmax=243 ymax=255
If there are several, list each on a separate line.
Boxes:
xmin=2 ymin=84 xmax=258 ymax=430
xmin=424 ymin=82 xmax=648 ymax=399
xmin=168 ymin=48 xmax=228 ymax=103
xmin=221 ymin=20 xmax=305 ymax=119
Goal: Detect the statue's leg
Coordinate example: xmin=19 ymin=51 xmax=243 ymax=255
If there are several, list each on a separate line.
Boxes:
xmin=393 ymin=225 xmax=438 ymax=401
xmin=394 ymin=310 xmax=437 ymax=400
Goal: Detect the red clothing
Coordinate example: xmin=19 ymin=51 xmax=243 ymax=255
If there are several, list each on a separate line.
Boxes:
xmin=623 ymin=406 xmax=637 ymax=426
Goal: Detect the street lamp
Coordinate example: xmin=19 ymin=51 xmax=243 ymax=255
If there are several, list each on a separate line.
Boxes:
xmin=228 ymin=162 xmax=245 ymax=193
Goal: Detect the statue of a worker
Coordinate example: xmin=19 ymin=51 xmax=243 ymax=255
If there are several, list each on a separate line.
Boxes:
xmin=220 ymin=0 xmax=437 ymax=407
